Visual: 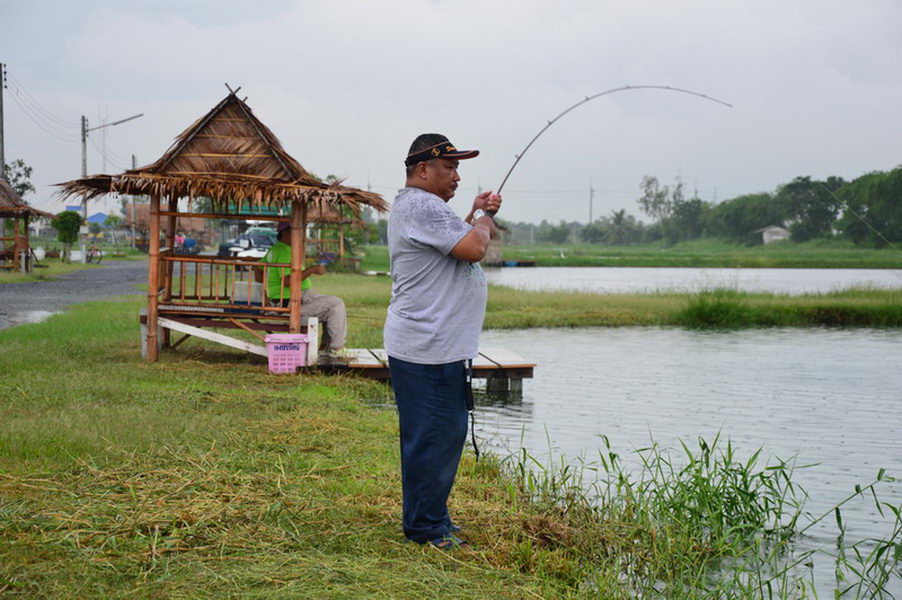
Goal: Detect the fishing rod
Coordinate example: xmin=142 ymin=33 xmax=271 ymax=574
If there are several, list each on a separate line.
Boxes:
xmin=496 ymin=85 xmax=733 ymax=194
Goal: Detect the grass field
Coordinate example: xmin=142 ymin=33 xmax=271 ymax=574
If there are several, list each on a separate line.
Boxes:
xmin=0 ymin=261 xmax=112 ymax=284
xmin=2 ymin=274 xmax=901 ymax=597
xmin=362 ymin=239 xmax=902 ymax=271
xmin=0 ymin=245 xmax=145 ymax=284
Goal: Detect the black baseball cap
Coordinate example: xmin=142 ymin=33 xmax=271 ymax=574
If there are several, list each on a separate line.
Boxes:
xmin=404 ymin=133 xmax=480 ymax=166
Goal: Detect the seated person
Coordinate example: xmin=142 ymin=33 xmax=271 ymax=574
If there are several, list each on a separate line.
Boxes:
xmin=260 ymin=222 xmax=350 ymax=358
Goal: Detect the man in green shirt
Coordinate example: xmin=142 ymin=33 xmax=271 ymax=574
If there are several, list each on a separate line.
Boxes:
xmin=260 ymin=222 xmax=348 ymax=357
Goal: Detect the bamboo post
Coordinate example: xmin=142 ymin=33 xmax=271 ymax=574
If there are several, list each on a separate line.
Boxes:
xmin=288 ymin=201 xmax=305 ymax=334
xmin=13 ymin=218 xmax=22 ymax=273
xmin=146 ymin=193 xmax=161 ymax=361
xmin=161 ymin=196 xmax=177 ymax=347
xmin=22 ymin=215 xmax=30 ymax=273
xmin=164 ymin=197 xmax=177 ymax=302
xmin=339 ymin=225 xmax=345 ymax=261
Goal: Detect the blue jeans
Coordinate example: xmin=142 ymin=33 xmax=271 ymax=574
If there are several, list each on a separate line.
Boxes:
xmin=388 ymin=356 xmax=469 ymax=543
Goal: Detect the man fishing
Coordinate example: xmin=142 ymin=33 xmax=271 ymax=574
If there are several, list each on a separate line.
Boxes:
xmin=384 ymin=133 xmax=502 ymax=549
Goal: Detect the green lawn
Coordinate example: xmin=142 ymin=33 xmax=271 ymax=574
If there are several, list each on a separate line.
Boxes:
xmin=2 ymin=275 xmax=901 ymax=597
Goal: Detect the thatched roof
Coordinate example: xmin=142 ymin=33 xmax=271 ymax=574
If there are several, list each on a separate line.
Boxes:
xmin=57 ymin=90 xmax=386 ymax=216
xmin=0 ymin=179 xmax=54 ymax=219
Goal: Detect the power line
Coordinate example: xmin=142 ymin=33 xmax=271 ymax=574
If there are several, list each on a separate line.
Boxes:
xmin=7 ymin=73 xmax=78 ymax=129
xmin=88 ymin=135 xmax=127 ymax=171
xmin=7 ymin=91 xmax=79 ymax=142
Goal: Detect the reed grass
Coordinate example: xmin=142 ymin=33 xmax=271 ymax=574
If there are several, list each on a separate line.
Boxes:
xmin=502 ymin=435 xmax=902 ymax=597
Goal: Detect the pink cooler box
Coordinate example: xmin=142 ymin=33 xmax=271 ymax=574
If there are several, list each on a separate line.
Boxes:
xmin=265 ymin=334 xmax=308 ymax=374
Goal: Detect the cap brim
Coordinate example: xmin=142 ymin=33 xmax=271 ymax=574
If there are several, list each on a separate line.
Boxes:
xmin=444 ymin=149 xmax=480 ymax=160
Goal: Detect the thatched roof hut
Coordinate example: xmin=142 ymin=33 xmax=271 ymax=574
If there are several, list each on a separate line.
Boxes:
xmin=57 ymin=88 xmax=386 ymax=363
xmin=1 ymin=179 xmax=54 ymax=272
xmin=0 ymin=179 xmax=53 ymax=219
xmin=59 ymin=91 xmax=386 ymax=215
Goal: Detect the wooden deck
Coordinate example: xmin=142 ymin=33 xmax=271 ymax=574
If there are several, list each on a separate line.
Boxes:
xmin=313 ymin=347 xmax=535 ymax=388
xmin=141 ymin=308 xmax=534 ymax=389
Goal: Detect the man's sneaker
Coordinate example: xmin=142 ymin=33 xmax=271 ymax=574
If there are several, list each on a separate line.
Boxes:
xmin=428 ymin=534 xmax=470 ymax=551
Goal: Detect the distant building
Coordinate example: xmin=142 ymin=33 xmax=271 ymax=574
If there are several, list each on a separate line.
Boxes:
xmin=755 ymin=225 xmax=790 ymax=244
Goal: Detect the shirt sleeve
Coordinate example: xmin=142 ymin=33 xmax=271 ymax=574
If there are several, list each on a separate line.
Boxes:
xmin=407 ymin=196 xmax=472 ymax=255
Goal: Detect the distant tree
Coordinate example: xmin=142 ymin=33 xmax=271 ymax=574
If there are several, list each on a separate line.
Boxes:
xmin=703 ymin=192 xmax=786 ymax=245
xmin=51 ymin=211 xmax=82 ymax=263
xmin=836 ymin=167 xmax=902 ymax=247
xmin=580 ymin=221 xmax=607 ymax=244
xmin=580 ymin=210 xmax=646 ymax=245
xmin=668 ymin=196 xmax=710 ymax=242
xmin=536 ymin=220 xmax=570 ymax=244
xmin=637 ymin=176 xmax=709 ymax=244
xmin=3 ymin=159 xmax=36 ymax=199
xmin=777 ymin=176 xmax=844 ymax=242
xmin=373 ymin=219 xmax=388 ymax=245
xmin=637 ymin=176 xmax=673 ymax=223
xmin=104 ymin=214 xmax=123 ymax=253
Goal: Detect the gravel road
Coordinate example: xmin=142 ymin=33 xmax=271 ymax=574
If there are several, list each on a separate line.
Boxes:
xmin=0 ymin=261 xmax=147 ymax=330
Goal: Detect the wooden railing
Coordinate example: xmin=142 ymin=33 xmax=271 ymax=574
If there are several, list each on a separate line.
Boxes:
xmin=157 ymin=253 xmax=292 ymax=316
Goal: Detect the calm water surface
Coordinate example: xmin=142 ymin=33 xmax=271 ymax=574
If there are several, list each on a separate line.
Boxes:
xmin=477 ymin=327 xmax=902 ymax=593
xmin=485 ymin=266 xmax=902 ymax=295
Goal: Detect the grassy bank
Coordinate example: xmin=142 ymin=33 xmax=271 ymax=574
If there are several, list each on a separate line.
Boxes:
xmin=0 ymin=298 xmax=582 ymax=598
xmin=328 ymin=273 xmax=902 ymax=332
xmin=502 ymin=239 xmax=902 ymax=268
xmin=362 ymin=239 xmax=902 ymax=270
xmin=2 ymin=285 xmax=900 ymax=596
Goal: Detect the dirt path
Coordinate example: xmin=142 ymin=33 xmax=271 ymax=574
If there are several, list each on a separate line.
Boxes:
xmin=0 ymin=260 xmax=147 ymax=330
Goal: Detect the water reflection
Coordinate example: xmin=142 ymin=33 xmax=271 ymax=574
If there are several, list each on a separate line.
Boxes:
xmin=477 ymin=326 xmax=902 ymax=593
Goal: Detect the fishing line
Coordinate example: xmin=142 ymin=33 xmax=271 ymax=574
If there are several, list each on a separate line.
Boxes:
xmin=496 ymin=85 xmax=733 ymax=194
xmin=816 ymin=182 xmax=902 ymax=255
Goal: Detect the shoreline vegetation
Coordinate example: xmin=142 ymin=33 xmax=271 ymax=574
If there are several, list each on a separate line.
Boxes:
xmin=2 ymin=269 xmax=901 ymax=595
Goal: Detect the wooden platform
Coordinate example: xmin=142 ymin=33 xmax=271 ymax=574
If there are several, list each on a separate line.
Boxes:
xmin=141 ymin=308 xmax=534 ymax=389
xmin=313 ymin=347 xmax=535 ymax=387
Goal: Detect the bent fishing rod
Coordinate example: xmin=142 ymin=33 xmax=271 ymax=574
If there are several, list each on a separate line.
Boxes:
xmin=495 ymin=85 xmax=733 ymax=195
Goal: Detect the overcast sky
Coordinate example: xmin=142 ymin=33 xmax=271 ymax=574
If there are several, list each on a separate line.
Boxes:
xmin=2 ymin=0 xmax=900 ymax=223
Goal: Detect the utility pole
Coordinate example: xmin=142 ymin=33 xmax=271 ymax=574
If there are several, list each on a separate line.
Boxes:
xmin=79 ymin=110 xmax=142 ymax=262
xmin=130 ymin=154 xmax=137 ymax=249
xmin=0 ymin=62 xmax=6 ymax=181
xmin=1 ymin=63 xmax=7 ymax=241
xmin=589 ymin=178 xmax=594 ymax=224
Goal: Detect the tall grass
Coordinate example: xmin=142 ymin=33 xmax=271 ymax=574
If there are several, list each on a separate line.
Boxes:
xmin=503 ymin=435 xmax=902 ymax=597
xmin=674 ymin=287 xmax=902 ymax=329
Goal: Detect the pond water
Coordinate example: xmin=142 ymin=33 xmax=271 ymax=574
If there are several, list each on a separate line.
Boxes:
xmin=476 ymin=326 xmax=902 ymax=593
xmin=485 ymin=266 xmax=902 ymax=295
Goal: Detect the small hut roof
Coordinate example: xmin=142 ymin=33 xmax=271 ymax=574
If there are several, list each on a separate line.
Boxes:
xmin=0 ymin=179 xmax=54 ymax=219
xmin=57 ymin=90 xmax=386 ymax=216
